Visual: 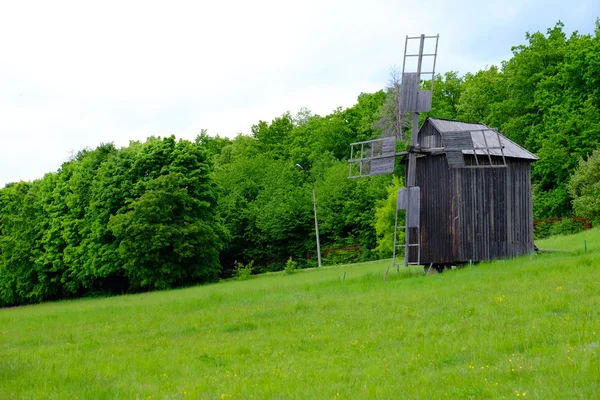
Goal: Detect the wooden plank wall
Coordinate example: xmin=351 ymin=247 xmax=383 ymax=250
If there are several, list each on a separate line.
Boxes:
xmin=414 ymin=154 xmax=457 ymax=264
xmin=418 ymin=120 xmax=442 ymax=148
xmin=414 ymin=154 xmax=534 ymax=265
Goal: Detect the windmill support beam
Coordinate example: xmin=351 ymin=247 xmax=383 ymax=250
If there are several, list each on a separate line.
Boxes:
xmin=406 ymin=112 xmax=421 ymax=187
xmin=395 ymin=33 xmax=438 ymax=267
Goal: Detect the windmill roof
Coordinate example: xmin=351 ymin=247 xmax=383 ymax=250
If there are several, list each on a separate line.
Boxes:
xmin=426 ymin=118 xmax=539 ymax=161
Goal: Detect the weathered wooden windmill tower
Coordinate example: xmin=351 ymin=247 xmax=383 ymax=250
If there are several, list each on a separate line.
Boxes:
xmin=349 ymin=34 xmax=538 ymax=272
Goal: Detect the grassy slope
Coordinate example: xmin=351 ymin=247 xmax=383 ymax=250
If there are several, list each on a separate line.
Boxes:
xmin=1 ymin=230 xmax=599 ymax=399
xmin=537 ymin=227 xmax=600 ymax=254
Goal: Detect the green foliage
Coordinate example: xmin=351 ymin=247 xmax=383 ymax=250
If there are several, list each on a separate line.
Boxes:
xmin=316 ymin=161 xmax=392 ymax=262
xmin=234 ymin=260 xmax=254 ymax=281
xmin=548 ymin=218 xmax=585 ymax=237
xmin=343 ymin=91 xmax=387 ymax=142
xmin=425 ymin=71 xmax=464 ymax=121
xmin=453 ymin=21 xmax=600 ymax=218
xmin=214 ymin=110 xmax=392 ymax=273
xmin=0 ymin=137 xmax=227 ymax=306
xmin=284 ymin=257 xmax=298 ymax=274
xmin=534 ymin=218 xmax=587 ymax=240
xmin=456 ymin=66 xmax=505 ymax=124
xmin=322 ymin=246 xmax=362 ymax=265
xmin=214 ymin=155 xmax=314 ymax=273
xmin=373 ymin=176 xmax=404 ymax=258
xmin=107 ymin=138 xmax=226 ymax=290
xmin=251 ymin=113 xmax=295 ymax=159
xmin=569 ymin=148 xmax=600 ymax=224
xmin=195 ymin=130 xmax=232 ymax=160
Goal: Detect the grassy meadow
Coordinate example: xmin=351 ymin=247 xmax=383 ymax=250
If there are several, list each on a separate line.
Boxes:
xmin=1 ymin=230 xmax=600 ymax=399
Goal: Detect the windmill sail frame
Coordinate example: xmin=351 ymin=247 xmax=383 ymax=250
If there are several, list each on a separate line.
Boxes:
xmin=348 ymin=137 xmax=398 ymax=178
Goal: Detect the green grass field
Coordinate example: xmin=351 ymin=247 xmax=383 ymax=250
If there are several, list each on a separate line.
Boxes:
xmin=2 ymin=230 xmax=600 ymax=399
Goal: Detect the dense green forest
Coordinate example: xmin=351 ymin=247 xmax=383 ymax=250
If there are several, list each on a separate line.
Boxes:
xmin=1 ymin=21 xmax=599 ymax=306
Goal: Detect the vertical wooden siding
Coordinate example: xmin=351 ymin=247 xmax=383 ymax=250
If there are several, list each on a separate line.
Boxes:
xmin=414 ymin=155 xmax=534 ymax=265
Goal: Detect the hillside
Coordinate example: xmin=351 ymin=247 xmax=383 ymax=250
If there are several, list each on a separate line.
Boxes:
xmin=1 ymin=229 xmax=599 ymax=398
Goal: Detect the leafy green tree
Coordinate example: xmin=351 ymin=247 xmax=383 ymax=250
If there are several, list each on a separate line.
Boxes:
xmin=532 ymin=23 xmax=600 ymax=217
xmin=316 ymin=161 xmax=392 ymax=261
xmin=0 ymin=136 xmax=227 ymax=305
xmin=109 ymin=137 xmax=227 ymax=290
xmin=61 ymin=144 xmax=117 ymax=293
xmin=251 ymin=112 xmax=295 ymax=159
xmin=373 ymin=177 xmax=404 ymax=258
xmin=78 ymin=142 xmax=142 ymax=293
xmin=214 ymin=155 xmax=313 ymax=273
xmin=456 ymin=66 xmax=505 ymax=125
xmin=288 ymin=110 xmax=352 ymax=167
xmin=0 ymin=181 xmax=38 ymax=305
xmin=343 ymin=91 xmax=387 ymax=142
xmin=213 ymin=134 xmax=259 ymax=167
xmin=425 ymin=71 xmax=464 ymax=121
xmin=497 ymin=23 xmax=569 ymax=149
xmin=568 ymin=148 xmax=600 ymax=224
xmin=195 ymin=130 xmax=232 ymax=160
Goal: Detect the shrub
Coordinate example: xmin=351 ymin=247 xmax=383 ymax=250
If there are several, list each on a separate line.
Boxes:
xmin=285 ymin=257 xmax=298 ymax=274
xmin=323 ymin=246 xmax=362 ymax=265
xmin=549 ymin=218 xmax=584 ymax=237
xmin=535 ymin=218 xmax=586 ymax=239
xmin=234 ymin=260 xmax=254 ymax=281
xmin=569 ymin=148 xmax=600 ymax=220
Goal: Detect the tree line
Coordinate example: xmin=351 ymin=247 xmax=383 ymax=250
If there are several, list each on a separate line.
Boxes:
xmin=1 ymin=21 xmax=599 ymax=306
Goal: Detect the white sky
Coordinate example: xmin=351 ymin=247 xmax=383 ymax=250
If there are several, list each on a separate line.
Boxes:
xmin=1 ymin=0 xmax=598 ymax=186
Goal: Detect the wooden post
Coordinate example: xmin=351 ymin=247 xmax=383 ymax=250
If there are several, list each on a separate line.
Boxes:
xmin=529 ymin=248 xmax=534 ymax=261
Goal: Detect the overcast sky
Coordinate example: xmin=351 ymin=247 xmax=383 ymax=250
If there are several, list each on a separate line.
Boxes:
xmin=1 ymin=0 xmax=598 ymax=187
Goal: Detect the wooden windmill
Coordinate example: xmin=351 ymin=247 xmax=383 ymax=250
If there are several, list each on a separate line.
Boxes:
xmin=349 ymin=35 xmax=537 ymax=271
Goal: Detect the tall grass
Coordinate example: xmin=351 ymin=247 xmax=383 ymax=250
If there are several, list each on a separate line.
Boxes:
xmin=1 ymin=232 xmax=599 ymax=399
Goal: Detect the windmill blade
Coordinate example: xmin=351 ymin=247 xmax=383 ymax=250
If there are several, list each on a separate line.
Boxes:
xmin=348 ymin=137 xmax=399 ymax=178
xmin=399 ymin=35 xmax=439 ymax=131
xmin=400 ymin=34 xmax=439 ymax=186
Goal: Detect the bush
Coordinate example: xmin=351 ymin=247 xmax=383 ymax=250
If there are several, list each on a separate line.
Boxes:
xmin=285 ymin=257 xmax=298 ymax=274
xmin=534 ymin=218 xmax=586 ymax=239
xmin=323 ymin=246 xmax=362 ymax=265
xmin=234 ymin=261 xmax=254 ymax=281
xmin=568 ymin=148 xmax=600 ymax=220
xmin=534 ymin=222 xmax=552 ymax=240
xmin=549 ymin=218 xmax=584 ymax=237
